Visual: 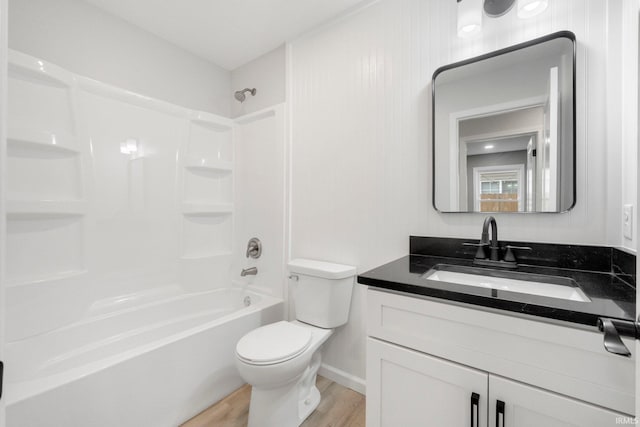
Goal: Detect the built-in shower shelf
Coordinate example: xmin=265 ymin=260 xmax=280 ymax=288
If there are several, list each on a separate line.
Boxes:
xmin=8 ymin=127 xmax=79 ymax=155
xmin=184 ymin=157 xmax=233 ymax=172
xmin=189 ymin=111 xmax=233 ymax=131
xmin=7 ymin=200 xmax=86 ymax=218
xmin=182 ymin=203 xmax=234 ymax=216
xmin=8 ymin=51 xmax=74 ymax=88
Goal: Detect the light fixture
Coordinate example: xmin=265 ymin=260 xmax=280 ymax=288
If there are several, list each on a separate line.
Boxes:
xmin=457 ymin=0 xmax=548 ymax=38
xmin=484 ymin=144 xmax=495 ymax=149
xmin=517 ymin=0 xmax=548 ymax=18
xmin=484 ymin=0 xmax=515 ymax=17
xmin=457 ymin=0 xmax=482 ymax=38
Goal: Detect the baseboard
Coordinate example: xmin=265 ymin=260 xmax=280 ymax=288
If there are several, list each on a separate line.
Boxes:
xmin=318 ymin=363 xmax=366 ymax=395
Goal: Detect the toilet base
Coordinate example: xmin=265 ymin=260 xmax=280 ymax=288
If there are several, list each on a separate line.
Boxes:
xmin=247 ymin=380 xmax=299 ymax=427
xmin=247 ymin=352 xmax=323 ymax=427
xmin=247 ymin=382 xmax=321 ymax=427
xmin=298 ymin=385 xmax=321 ymax=422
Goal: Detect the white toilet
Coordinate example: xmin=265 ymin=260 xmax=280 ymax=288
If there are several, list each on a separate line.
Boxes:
xmin=235 ymin=258 xmax=356 ymax=427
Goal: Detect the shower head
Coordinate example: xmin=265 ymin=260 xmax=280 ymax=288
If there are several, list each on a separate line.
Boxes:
xmin=234 ymin=88 xmax=257 ymax=103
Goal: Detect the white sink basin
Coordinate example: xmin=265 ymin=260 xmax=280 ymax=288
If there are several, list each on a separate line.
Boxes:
xmin=423 ymin=265 xmax=591 ymax=302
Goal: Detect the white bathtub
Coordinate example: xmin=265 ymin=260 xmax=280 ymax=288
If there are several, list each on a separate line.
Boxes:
xmin=5 ymin=287 xmax=283 ymax=427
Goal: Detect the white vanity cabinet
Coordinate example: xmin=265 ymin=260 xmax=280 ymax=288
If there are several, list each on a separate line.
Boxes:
xmin=488 ymin=375 xmax=622 ymax=427
xmin=367 ymin=338 xmax=488 ymax=427
xmin=366 ymin=288 xmax=635 ymax=427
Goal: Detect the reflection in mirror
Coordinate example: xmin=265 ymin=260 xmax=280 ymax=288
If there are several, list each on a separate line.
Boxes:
xmin=432 ymin=31 xmax=575 ymax=213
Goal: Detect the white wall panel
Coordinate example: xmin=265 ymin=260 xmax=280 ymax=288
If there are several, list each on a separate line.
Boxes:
xmin=8 ymin=0 xmax=231 ymax=116
xmin=231 ymin=46 xmax=286 ymax=118
xmin=620 ymin=0 xmax=639 ymax=251
xmin=233 ymin=106 xmax=287 ymax=299
xmin=0 ymin=0 xmax=7 ymax=423
xmin=289 ymin=0 xmax=636 ymax=383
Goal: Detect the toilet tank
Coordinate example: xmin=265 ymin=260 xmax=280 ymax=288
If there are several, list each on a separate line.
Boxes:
xmin=288 ymin=259 xmax=356 ymax=328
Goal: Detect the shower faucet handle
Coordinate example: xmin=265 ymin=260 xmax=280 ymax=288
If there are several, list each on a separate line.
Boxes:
xmin=246 ymin=237 xmax=262 ymax=259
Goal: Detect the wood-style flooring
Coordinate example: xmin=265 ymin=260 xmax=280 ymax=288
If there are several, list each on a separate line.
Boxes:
xmin=181 ymin=376 xmax=365 ymax=427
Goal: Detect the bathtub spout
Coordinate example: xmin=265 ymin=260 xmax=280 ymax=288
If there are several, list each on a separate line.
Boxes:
xmin=241 ymin=267 xmax=258 ymax=277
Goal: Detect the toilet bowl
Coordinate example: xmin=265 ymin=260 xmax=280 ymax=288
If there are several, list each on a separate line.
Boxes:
xmin=234 ymin=259 xmax=356 ymax=427
xmin=235 ymin=321 xmax=333 ymax=427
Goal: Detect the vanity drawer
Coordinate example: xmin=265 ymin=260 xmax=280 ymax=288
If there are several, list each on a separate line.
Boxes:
xmin=367 ymin=288 xmax=635 ymax=415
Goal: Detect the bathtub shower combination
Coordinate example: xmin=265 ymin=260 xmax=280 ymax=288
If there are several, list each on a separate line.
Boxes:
xmin=4 ymin=51 xmax=284 ymax=426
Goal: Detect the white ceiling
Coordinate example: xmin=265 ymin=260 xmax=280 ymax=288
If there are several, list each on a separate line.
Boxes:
xmin=82 ymin=0 xmax=370 ymax=70
xmin=466 ymin=135 xmax=532 ymax=156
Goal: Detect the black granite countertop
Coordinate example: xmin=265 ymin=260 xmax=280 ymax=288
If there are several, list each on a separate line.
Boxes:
xmin=358 ymin=238 xmax=636 ymax=328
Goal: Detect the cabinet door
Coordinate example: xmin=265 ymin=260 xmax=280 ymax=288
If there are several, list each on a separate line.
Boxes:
xmin=367 ymin=338 xmax=488 ymax=427
xmin=489 ymin=375 xmax=629 ymax=427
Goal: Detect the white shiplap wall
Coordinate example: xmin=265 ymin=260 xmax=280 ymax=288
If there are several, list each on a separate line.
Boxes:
xmin=621 ymin=0 xmax=639 ymax=251
xmin=289 ymin=0 xmax=637 ymax=385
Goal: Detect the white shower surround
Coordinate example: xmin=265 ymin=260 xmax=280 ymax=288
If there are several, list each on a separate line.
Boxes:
xmin=4 ymin=50 xmax=286 ymax=425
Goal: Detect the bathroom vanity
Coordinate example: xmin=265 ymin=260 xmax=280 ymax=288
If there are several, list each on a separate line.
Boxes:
xmin=399 ymin=26 xmax=637 ymax=426
xmin=359 ymin=237 xmax=636 ymax=427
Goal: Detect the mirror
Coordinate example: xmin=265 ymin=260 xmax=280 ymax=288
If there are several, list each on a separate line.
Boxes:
xmin=432 ymin=31 xmax=575 ymax=213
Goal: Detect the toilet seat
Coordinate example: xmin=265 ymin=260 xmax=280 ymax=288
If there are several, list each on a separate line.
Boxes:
xmin=236 ymin=321 xmax=312 ymax=365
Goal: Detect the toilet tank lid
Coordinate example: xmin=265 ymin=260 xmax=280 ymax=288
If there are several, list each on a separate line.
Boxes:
xmin=288 ymin=259 xmax=356 ymax=279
